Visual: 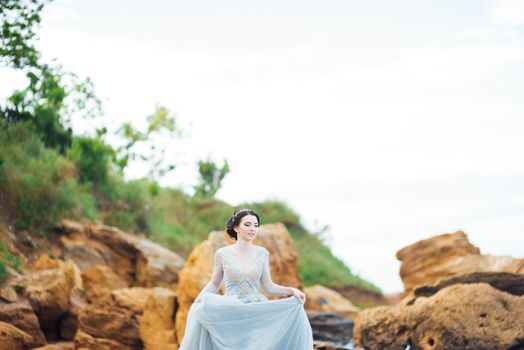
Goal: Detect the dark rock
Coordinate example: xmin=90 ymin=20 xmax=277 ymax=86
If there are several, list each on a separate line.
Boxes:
xmin=308 ymin=312 xmax=354 ymax=346
xmin=414 ymin=271 xmax=524 ymax=297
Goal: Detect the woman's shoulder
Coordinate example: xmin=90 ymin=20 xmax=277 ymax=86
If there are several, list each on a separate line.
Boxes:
xmin=215 ymin=246 xmax=228 ymax=255
xmin=254 ymin=245 xmax=269 ymax=256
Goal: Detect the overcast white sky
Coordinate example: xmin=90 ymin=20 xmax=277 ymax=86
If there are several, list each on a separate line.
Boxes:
xmin=2 ymin=0 xmax=524 ymax=292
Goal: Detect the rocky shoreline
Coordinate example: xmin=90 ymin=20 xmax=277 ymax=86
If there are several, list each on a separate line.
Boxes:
xmin=1 ymin=222 xmax=523 ymax=350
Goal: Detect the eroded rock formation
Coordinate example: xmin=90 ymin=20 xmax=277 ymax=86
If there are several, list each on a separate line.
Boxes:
xmin=355 ymin=282 xmax=524 ymax=350
xmin=397 ymin=231 xmax=524 ymax=293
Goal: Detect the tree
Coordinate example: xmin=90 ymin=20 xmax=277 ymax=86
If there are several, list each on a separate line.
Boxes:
xmin=0 ymin=0 xmax=46 ymax=69
xmin=115 ymin=105 xmax=179 ymax=181
xmin=0 ymin=0 xmax=102 ymax=153
xmin=194 ymin=158 xmax=230 ymax=198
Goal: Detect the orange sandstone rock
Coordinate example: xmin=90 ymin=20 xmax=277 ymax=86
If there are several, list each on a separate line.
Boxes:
xmin=139 ymin=287 xmax=178 ymax=350
xmin=305 ymin=284 xmax=360 ymax=318
xmin=0 ymin=321 xmax=33 ymax=350
xmin=81 ymin=265 xmax=128 ymax=302
xmin=397 ymin=231 xmax=524 ymax=293
xmin=354 ymin=283 xmax=524 ymax=350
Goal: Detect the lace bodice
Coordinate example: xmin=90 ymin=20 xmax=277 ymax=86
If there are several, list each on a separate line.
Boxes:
xmin=208 ymin=246 xmax=275 ymax=303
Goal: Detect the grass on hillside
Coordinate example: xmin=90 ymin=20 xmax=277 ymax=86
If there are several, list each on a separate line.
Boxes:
xmin=0 ymin=243 xmax=21 ymax=284
xmin=0 ymin=124 xmax=380 ymax=293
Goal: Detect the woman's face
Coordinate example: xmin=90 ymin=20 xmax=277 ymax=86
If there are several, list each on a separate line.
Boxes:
xmin=234 ymin=215 xmax=259 ymax=242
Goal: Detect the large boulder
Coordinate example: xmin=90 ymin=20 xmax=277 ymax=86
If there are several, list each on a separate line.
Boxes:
xmin=397 ymin=231 xmax=524 ymax=293
xmin=81 ymin=265 xmax=128 ymax=303
xmin=135 ymin=239 xmax=185 ymax=288
xmin=59 ymin=293 xmax=87 ymax=341
xmin=76 ymin=287 xmax=173 ymax=350
xmin=308 ymin=312 xmax=354 ymax=346
xmin=354 ymin=283 xmax=524 ymax=350
xmin=111 ymin=287 xmax=154 ymax=314
xmin=60 ymin=221 xmax=184 ymax=288
xmin=24 ymin=262 xmax=76 ymax=334
xmin=0 ymin=285 xmax=17 ymax=303
xmin=305 ymin=284 xmax=360 ymax=318
xmin=0 ymin=321 xmax=34 ymax=350
xmin=139 ymin=287 xmax=178 ymax=350
xmin=77 ymin=297 xmax=142 ymax=350
xmin=0 ymin=297 xmax=46 ymax=347
xmin=84 ymin=224 xmax=140 ymax=285
xmin=175 ymin=223 xmax=303 ymax=344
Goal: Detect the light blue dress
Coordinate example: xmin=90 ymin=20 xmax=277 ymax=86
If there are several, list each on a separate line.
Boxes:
xmin=179 ymin=246 xmax=313 ymax=350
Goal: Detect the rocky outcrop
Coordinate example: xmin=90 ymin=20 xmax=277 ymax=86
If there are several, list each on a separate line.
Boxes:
xmin=0 ymin=320 xmax=34 ymax=350
xmin=414 ymin=271 xmax=524 ymax=298
xmin=175 ymin=223 xmax=303 ymax=345
xmin=0 ymin=220 xmax=186 ymax=349
xmin=308 ymin=312 xmax=354 ymax=346
xmin=0 ymin=297 xmax=46 ymax=347
xmin=354 ymin=282 xmax=524 ymax=350
xmin=24 ymin=260 xmax=76 ymax=337
xmin=111 ymin=287 xmax=154 ymax=314
xmin=74 ymin=329 xmax=130 ymax=350
xmin=32 ymin=342 xmax=75 ymax=350
xmin=139 ymin=287 xmax=178 ymax=350
xmin=81 ymin=265 xmax=128 ymax=302
xmin=77 ymin=292 xmax=143 ymax=350
xmin=135 ymin=239 xmax=184 ymax=289
xmin=75 ymin=286 xmax=178 ymax=350
xmin=0 ymin=285 xmax=17 ymax=303
xmin=397 ymin=231 xmax=524 ymax=293
xmin=305 ymin=284 xmax=360 ymax=318
xmin=60 ymin=220 xmax=184 ymax=288
xmin=59 ymin=294 xmax=85 ymax=341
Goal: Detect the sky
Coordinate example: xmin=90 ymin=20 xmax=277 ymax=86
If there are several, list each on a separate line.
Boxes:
xmin=2 ymin=0 xmax=524 ymax=292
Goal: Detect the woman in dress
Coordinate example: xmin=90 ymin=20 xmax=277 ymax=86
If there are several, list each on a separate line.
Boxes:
xmin=179 ymin=208 xmax=314 ymax=350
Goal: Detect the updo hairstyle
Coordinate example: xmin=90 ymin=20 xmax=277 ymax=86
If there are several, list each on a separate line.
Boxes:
xmin=225 ymin=208 xmax=261 ymax=240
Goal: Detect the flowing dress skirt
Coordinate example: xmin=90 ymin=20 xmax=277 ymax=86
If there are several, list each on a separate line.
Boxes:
xmin=180 ymin=293 xmax=313 ymax=350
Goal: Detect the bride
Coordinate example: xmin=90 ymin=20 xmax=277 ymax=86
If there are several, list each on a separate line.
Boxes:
xmin=179 ymin=208 xmax=314 ymax=350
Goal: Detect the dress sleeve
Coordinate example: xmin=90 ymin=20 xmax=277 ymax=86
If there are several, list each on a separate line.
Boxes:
xmin=260 ymin=248 xmax=288 ymax=296
xmin=209 ymin=249 xmax=224 ymax=290
xmin=200 ymin=249 xmax=224 ymax=294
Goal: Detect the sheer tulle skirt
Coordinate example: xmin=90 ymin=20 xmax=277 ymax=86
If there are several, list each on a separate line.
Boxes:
xmin=179 ymin=293 xmax=313 ymax=350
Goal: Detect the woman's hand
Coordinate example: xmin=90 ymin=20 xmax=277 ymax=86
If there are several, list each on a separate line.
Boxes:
xmin=289 ymin=287 xmax=306 ymax=304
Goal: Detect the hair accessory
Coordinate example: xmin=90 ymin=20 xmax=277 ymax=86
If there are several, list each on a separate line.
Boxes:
xmin=233 ymin=208 xmax=252 ymax=216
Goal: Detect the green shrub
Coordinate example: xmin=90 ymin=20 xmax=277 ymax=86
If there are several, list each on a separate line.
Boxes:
xmin=0 ymin=123 xmax=98 ymax=230
xmin=0 ymin=243 xmax=22 ymax=283
xmin=0 ymin=260 xmax=7 ymax=284
xmin=101 ymin=176 xmax=151 ymax=233
xmin=67 ymin=136 xmax=114 ymax=185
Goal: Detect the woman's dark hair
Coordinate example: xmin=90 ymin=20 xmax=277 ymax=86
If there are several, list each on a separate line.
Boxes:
xmin=225 ymin=208 xmax=260 ymax=240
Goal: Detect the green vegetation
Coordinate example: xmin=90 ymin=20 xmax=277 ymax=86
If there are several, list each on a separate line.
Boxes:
xmin=0 ymin=0 xmax=380 ymax=292
xmin=0 ymin=243 xmax=22 ymax=283
xmin=0 ymin=260 xmax=7 ymax=284
xmin=0 ymin=122 xmax=99 ymax=231
xmin=194 ymin=158 xmax=230 ymax=199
